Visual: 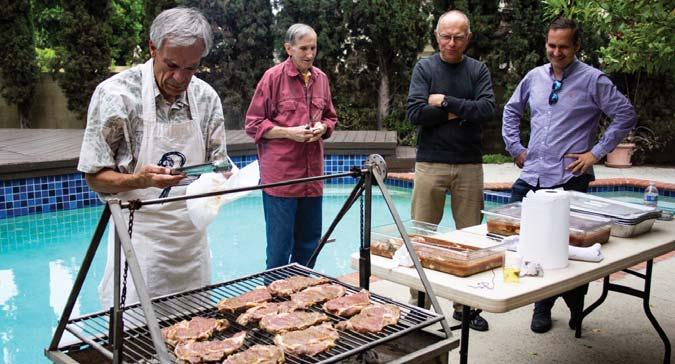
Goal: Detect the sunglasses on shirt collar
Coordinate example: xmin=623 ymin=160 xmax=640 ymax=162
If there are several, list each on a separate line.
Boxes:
xmin=549 ymin=80 xmax=563 ymax=105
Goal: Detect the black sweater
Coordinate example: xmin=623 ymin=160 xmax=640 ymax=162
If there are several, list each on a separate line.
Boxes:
xmin=407 ymin=54 xmax=495 ymax=164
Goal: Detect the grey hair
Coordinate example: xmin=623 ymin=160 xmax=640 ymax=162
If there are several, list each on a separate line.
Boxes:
xmin=149 ymin=7 xmax=213 ymax=57
xmin=284 ymin=23 xmax=316 ymax=45
xmin=436 ymin=10 xmax=471 ymax=34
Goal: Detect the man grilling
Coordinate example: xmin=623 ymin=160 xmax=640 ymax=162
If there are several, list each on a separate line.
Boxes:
xmin=78 ymin=8 xmax=227 ymax=308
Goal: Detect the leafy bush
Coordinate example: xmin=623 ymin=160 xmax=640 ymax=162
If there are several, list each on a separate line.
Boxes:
xmin=482 ymin=154 xmax=512 ymax=164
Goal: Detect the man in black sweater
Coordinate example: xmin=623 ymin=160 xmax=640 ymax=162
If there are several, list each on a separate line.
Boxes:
xmin=406 ymin=10 xmax=496 ymax=332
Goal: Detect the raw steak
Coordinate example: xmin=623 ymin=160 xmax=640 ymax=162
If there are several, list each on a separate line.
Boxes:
xmin=335 ymin=304 xmax=400 ymax=333
xmin=161 ymin=317 xmax=230 ymax=347
xmin=290 ymin=284 xmax=346 ymax=307
xmin=322 ymin=290 xmax=370 ymax=317
xmin=217 ymin=287 xmax=272 ymax=313
xmin=236 ymin=301 xmax=300 ymax=326
xmin=174 ymin=331 xmax=247 ymax=363
xmin=222 ymin=344 xmax=285 ymax=364
xmin=268 ymin=275 xmax=330 ymax=297
xmin=259 ymin=311 xmax=329 ymax=334
xmin=274 ymin=322 xmax=339 ymax=356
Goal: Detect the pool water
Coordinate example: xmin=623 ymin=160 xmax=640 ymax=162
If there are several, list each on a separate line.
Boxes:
xmin=0 ymin=185 xmax=495 ymax=364
xmin=591 ymin=191 xmax=675 ymax=214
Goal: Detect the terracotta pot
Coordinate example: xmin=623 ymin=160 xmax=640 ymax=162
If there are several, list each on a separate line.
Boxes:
xmin=605 ymin=142 xmax=635 ymax=168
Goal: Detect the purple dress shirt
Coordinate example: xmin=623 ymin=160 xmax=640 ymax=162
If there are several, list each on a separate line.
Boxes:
xmin=502 ymin=59 xmax=636 ymax=187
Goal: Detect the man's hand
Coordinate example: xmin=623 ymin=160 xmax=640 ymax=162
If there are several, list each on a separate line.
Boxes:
xmin=428 ymin=94 xmax=445 ymax=107
xmin=285 ymin=125 xmax=315 ymax=142
xmin=136 ymin=165 xmax=184 ymax=189
xmin=307 ymin=122 xmax=327 ymax=142
xmin=514 ymin=150 xmax=527 ymax=168
xmin=429 ymin=94 xmax=459 ymax=120
xmin=565 ymin=151 xmax=599 ymax=175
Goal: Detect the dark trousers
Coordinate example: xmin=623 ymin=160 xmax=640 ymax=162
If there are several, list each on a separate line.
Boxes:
xmin=509 ymin=174 xmax=593 ymax=313
xmin=262 ymin=192 xmax=322 ymax=270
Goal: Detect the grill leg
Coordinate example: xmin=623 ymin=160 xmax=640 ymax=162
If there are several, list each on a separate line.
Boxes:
xmin=459 ymin=305 xmax=470 ymax=364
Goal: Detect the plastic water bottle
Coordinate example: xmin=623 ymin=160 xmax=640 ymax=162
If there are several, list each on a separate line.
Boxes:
xmin=643 ymin=181 xmax=659 ymax=208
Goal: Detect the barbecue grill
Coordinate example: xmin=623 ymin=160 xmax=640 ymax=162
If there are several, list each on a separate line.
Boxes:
xmin=46 ymin=154 xmax=458 ymax=364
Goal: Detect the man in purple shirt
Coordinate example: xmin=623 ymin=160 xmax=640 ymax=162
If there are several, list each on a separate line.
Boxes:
xmin=502 ymin=17 xmax=636 ymax=333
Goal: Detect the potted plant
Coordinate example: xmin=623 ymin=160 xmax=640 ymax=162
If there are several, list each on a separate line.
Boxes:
xmin=605 ymin=126 xmax=658 ymax=168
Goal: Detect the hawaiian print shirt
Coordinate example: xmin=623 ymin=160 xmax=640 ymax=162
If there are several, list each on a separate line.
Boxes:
xmin=78 ymin=64 xmax=227 ymax=175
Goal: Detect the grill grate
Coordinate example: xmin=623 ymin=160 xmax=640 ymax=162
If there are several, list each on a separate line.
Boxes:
xmin=58 ymin=263 xmax=444 ymax=363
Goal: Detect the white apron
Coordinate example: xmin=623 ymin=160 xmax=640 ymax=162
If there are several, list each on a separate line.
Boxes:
xmin=99 ymin=59 xmax=211 ymax=308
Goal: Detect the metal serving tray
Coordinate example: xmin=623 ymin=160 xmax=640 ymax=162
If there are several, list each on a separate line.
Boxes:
xmin=567 ymin=191 xmax=660 ymax=237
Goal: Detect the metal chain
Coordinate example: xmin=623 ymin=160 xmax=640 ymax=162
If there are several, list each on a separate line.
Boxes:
xmin=120 ymin=201 xmax=139 ymax=309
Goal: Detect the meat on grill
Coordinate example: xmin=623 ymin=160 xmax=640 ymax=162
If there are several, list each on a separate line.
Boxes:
xmin=322 ymin=290 xmax=371 ymax=317
xmin=274 ymin=322 xmax=339 ymax=356
xmin=268 ymin=275 xmax=330 ymax=297
xmin=290 ymin=284 xmax=346 ymax=308
xmin=335 ymin=304 xmax=401 ymax=333
xmin=236 ymin=301 xmax=300 ymax=326
xmin=174 ymin=331 xmax=247 ymax=364
xmin=161 ymin=317 xmax=230 ymax=347
xmin=217 ymin=287 xmax=273 ymax=313
xmin=259 ymin=310 xmax=329 ymax=334
xmin=222 ymin=344 xmax=285 ymax=364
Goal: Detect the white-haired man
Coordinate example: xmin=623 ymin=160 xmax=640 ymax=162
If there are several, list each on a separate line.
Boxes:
xmin=78 ymin=7 xmax=227 ymax=308
xmin=245 ymin=23 xmax=337 ymax=270
xmin=407 ymin=10 xmax=496 ymax=331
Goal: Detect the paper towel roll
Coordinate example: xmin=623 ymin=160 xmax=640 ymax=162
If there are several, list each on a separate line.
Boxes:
xmin=517 ymin=189 xmax=570 ymax=269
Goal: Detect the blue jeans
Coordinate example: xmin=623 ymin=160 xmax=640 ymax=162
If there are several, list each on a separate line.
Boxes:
xmin=262 ymin=192 xmax=322 ymax=269
xmin=509 ymin=174 xmax=592 ymax=313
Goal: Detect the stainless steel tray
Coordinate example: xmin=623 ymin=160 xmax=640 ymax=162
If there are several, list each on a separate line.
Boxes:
xmin=568 ymin=191 xmax=661 ymax=222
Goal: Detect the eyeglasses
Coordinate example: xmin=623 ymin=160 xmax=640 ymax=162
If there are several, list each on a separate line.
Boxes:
xmin=438 ymin=34 xmax=467 ymax=43
xmin=549 ymin=80 xmax=563 ymax=105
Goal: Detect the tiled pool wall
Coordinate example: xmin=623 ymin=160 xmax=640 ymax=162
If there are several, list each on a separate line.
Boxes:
xmin=3 ymin=154 xmax=674 ymax=220
xmin=0 ymin=154 xmax=369 ymax=219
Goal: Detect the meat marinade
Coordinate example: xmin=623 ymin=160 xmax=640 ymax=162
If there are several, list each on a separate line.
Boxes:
xmin=173 ymin=331 xmax=247 ymax=364
xmin=161 ymin=317 xmax=230 ymax=347
xmin=335 ymin=304 xmax=400 ymax=333
xmin=259 ymin=311 xmax=329 ymax=334
xmin=235 ymin=301 xmax=300 ymax=326
xmin=217 ymin=287 xmax=273 ymax=313
xmin=322 ymin=290 xmax=371 ymax=317
xmin=290 ymin=284 xmax=346 ymax=307
xmin=268 ymin=275 xmax=330 ymax=297
xmin=222 ymin=344 xmax=285 ymax=364
xmin=273 ymin=322 xmax=340 ymax=356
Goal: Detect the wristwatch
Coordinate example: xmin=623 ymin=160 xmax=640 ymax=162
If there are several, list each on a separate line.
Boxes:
xmin=440 ymin=96 xmax=449 ymax=110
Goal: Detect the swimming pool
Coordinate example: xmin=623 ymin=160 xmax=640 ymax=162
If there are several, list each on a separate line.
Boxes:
xmin=591 ymin=190 xmax=675 ymax=213
xmin=0 ymin=184 xmax=494 ymax=364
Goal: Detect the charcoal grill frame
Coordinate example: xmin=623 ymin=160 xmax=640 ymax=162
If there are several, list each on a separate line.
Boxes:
xmin=46 ymin=154 xmax=456 ymax=364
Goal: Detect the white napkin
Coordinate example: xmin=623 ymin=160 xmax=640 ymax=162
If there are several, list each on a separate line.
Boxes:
xmin=568 ymin=243 xmax=604 ymax=262
xmin=186 ymin=160 xmax=260 ymax=231
xmin=384 ymin=244 xmax=415 ymax=269
xmin=504 ymin=235 xmax=604 ymax=262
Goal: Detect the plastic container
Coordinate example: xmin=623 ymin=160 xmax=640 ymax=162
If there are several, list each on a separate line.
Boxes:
xmin=483 ymin=202 xmax=612 ymax=247
xmin=370 ymin=220 xmax=505 ymax=277
xmin=644 ymin=182 xmax=659 ymax=208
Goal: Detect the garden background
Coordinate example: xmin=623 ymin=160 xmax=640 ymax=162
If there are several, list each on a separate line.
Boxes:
xmin=1 ymin=0 xmax=673 ymax=164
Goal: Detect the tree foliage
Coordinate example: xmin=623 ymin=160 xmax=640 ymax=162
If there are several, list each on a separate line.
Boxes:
xmin=56 ymin=0 xmax=113 ymax=123
xmin=543 ymin=0 xmax=675 ymax=76
xmin=0 ymin=0 xmax=40 ymax=128
xmin=110 ymin=0 xmax=144 ymax=66
xmin=178 ymin=0 xmax=274 ymax=129
xmin=342 ymin=0 xmax=431 ymax=129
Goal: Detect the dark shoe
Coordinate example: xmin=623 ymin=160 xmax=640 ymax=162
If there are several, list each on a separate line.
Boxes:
xmin=530 ymin=308 xmax=552 ymax=333
xmin=453 ymin=310 xmax=489 ymax=332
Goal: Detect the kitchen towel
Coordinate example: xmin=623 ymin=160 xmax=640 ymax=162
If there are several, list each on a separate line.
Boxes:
xmin=518 ymin=189 xmax=570 ymax=269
